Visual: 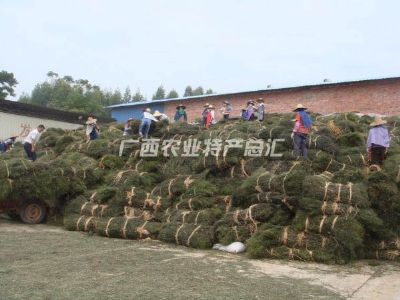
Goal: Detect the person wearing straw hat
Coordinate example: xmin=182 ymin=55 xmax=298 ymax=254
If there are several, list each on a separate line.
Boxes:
xmin=202 ymin=103 xmax=210 ymax=127
xmin=256 ymin=98 xmax=265 ymax=122
xmin=0 ymin=134 xmax=18 ymax=153
xmin=85 ymin=116 xmax=99 ymax=142
xmin=220 ymin=100 xmax=233 ymax=121
xmin=245 ymin=100 xmax=256 ymax=121
xmin=139 ymin=108 xmax=158 ymax=139
xmin=123 ymin=118 xmax=134 ymax=137
xmin=367 ymin=117 xmax=390 ymax=165
xmin=153 ymin=110 xmax=169 ymax=122
xmin=174 ymin=104 xmax=188 ymax=122
xmin=291 ymin=104 xmax=313 ymax=159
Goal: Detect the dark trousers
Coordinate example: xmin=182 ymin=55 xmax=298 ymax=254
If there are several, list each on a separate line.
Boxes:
xmin=24 ymin=142 xmax=37 ymax=161
xmin=370 ymin=146 xmax=386 ymax=165
xmin=293 ymin=133 xmax=308 ymax=159
xmin=223 ymin=114 xmax=229 ymax=121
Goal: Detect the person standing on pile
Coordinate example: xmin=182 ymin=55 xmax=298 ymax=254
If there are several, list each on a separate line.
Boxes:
xmin=24 ymin=125 xmax=45 ymax=162
xmin=123 ymin=118 xmax=134 ymax=136
xmin=367 ymin=117 xmax=390 ymax=165
xmin=220 ymin=101 xmax=233 ymax=121
xmin=0 ymin=135 xmax=18 ymax=153
xmin=256 ymin=98 xmax=265 ymax=122
xmin=204 ymin=105 xmax=217 ymax=129
xmin=202 ymin=103 xmax=210 ymax=128
xmin=291 ymin=104 xmax=312 ymax=159
xmin=245 ymin=100 xmax=256 ymax=121
xmin=86 ymin=116 xmax=99 ymax=142
xmin=174 ymin=104 xmax=188 ymax=122
xmin=139 ymin=108 xmax=158 ymax=139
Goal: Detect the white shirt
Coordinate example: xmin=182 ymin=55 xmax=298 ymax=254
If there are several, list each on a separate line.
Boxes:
xmin=143 ymin=112 xmax=158 ymax=122
xmin=24 ymin=129 xmax=41 ymax=144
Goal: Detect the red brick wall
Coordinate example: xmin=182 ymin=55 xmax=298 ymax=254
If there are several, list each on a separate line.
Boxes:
xmin=164 ymin=79 xmax=400 ymax=122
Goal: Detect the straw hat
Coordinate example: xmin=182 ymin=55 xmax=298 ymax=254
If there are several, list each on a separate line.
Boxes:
xmin=223 ymin=101 xmax=230 ymax=105
xmin=127 ymin=118 xmax=133 ymax=121
xmin=293 ymin=104 xmax=307 ymax=112
xmin=176 ymin=104 xmax=186 ymax=109
xmin=256 ymin=98 xmax=264 ymax=103
xmin=86 ymin=116 xmax=97 ymax=124
xmin=209 ymin=105 xmax=214 ymax=109
xmin=153 ymin=110 xmax=162 ymax=117
xmin=204 ymin=103 xmax=210 ymax=108
xmin=370 ymin=117 xmax=387 ymax=127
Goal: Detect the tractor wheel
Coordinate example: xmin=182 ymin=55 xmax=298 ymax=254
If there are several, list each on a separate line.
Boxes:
xmin=20 ymin=201 xmax=47 ymax=224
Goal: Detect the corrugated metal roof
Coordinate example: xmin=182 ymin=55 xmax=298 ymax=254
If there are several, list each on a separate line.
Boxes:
xmin=106 ymin=76 xmax=400 ymax=109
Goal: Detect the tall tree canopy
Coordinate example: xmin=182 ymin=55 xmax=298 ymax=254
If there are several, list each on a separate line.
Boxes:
xmin=19 ymin=72 xmax=124 ymax=117
xmin=152 ymin=85 xmax=166 ymax=100
xmin=0 ymin=71 xmax=18 ymax=100
xmin=166 ymin=89 xmax=179 ymax=99
xmin=183 ymin=86 xmax=193 ymax=97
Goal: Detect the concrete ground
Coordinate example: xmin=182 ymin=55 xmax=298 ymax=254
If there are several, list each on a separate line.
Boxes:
xmin=0 ymin=218 xmax=399 ymax=300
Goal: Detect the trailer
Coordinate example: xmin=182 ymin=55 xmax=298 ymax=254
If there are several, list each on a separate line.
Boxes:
xmin=0 ymin=199 xmax=48 ymax=224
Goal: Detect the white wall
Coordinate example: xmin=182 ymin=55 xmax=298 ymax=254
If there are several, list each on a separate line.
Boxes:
xmin=0 ymin=112 xmax=82 ymax=141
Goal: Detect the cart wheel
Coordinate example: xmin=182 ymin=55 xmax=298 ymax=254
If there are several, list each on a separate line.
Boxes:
xmin=20 ymin=201 xmax=47 ymax=224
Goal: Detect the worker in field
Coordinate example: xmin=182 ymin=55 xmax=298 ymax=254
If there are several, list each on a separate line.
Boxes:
xmin=205 ymin=105 xmax=217 ymax=129
xmin=202 ymin=103 xmax=210 ymax=127
xmin=220 ymin=101 xmax=233 ymax=121
xmin=245 ymin=100 xmax=257 ymax=121
xmin=123 ymin=118 xmax=134 ymax=136
xmin=153 ymin=110 xmax=169 ymax=122
xmin=174 ymin=104 xmax=188 ymax=122
xmin=256 ymin=98 xmax=265 ymax=122
xmin=367 ymin=117 xmax=390 ymax=165
xmin=139 ymin=108 xmax=158 ymax=139
xmin=291 ymin=104 xmax=312 ymax=159
xmin=0 ymin=135 xmax=18 ymax=153
xmin=24 ymin=125 xmax=45 ymax=161
xmin=85 ymin=116 xmax=100 ymax=142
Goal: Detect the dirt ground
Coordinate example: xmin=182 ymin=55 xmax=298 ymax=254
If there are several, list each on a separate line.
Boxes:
xmin=0 ymin=218 xmax=400 ymax=300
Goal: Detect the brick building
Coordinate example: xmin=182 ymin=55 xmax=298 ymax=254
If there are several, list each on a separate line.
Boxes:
xmin=107 ymin=77 xmax=400 ymax=123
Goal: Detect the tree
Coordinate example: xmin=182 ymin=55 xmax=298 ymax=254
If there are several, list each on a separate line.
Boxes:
xmin=46 ymin=71 xmax=59 ymax=78
xmin=0 ymin=71 xmax=18 ymax=100
xmin=166 ymin=89 xmax=179 ymax=99
xmin=132 ymin=89 xmax=145 ymax=102
xmin=183 ymin=86 xmax=193 ymax=97
xmin=152 ymin=85 xmax=166 ymax=100
xmin=206 ymin=89 xmax=214 ymax=95
xmin=122 ymin=87 xmax=132 ymax=103
xmin=192 ymin=86 xmax=204 ymax=96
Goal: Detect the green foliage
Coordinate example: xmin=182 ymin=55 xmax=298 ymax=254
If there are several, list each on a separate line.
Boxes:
xmin=0 ymin=70 xmax=18 ymax=100
xmin=152 ymin=85 xmax=166 ymax=100
xmin=166 ymin=89 xmax=179 ymax=99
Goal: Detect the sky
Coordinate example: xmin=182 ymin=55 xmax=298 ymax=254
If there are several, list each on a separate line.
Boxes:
xmin=1 ymin=0 xmax=400 ymax=100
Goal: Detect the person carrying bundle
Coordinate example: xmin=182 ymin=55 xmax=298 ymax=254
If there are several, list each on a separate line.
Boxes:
xmin=24 ymin=125 xmax=45 ymax=161
xmin=139 ymin=108 xmax=158 ymax=139
xmin=86 ymin=116 xmax=100 ymax=142
xmin=245 ymin=100 xmax=257 ymax=121
xmin=0 ymin=135 xmax=18 ymax=153
xmin=291 ymin=104 xmax=312 ymax=159
xmin=367 ymin=117 xmax=390 ymax=165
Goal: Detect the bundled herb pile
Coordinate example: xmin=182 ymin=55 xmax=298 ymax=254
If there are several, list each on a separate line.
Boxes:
xmin=2 ymin=112 xmax=400 ymax=263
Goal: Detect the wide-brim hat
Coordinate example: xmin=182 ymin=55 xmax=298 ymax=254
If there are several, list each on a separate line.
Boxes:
xmin=370 ymin=118 xmax=387 ymax=127
xmin=153 ymin=110 xmax=162 ymax=117
xmin=223 ymin=101 xmax=230 ymax=104
xmin=209 ymin=105 xmax=214 ymax=109
xmin=86 ymin=117 xmax=97 ymax=124
xmin=204 ymin=103 xmax=210 ymax=107
xmin=293 ymin=104 xmax=307 ymax=111
xmin=257 ymin=98 xmax=264 ymax=102
xmin=176 ymin=104 xmax=186 ymax=109
xmin=127 ymin=118 xmax=133 ymax=121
